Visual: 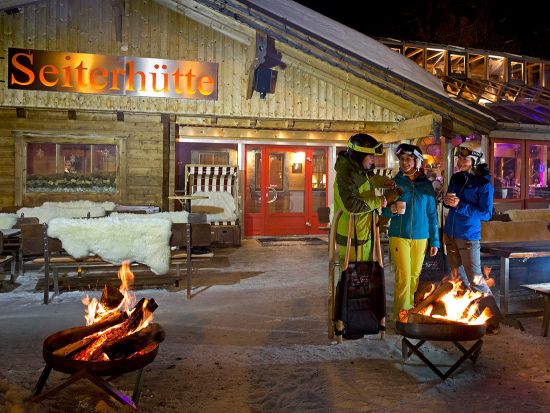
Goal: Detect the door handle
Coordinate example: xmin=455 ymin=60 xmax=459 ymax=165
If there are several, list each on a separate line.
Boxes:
xmin=267 ymin=186 xmax=278 ymax=204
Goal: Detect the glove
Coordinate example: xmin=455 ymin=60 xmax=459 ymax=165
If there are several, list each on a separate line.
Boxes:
xmin=384 ymin=187 xmax=404 ymax=203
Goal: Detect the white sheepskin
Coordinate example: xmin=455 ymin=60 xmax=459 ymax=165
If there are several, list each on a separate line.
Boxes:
xmin=17 ymin=205 xmax=106 ymax=223
xmin=42 ymin=200 xmax=116 ymax=211
xmin=47 ymin=216 xmax=172 ymax=274
xmin=109 ymin=211 xmax=189 ymax=223
xmin=192 ymin=191 xmax=237 ymax=222
xmin=0 ymin=213 xmax=17 ymax=229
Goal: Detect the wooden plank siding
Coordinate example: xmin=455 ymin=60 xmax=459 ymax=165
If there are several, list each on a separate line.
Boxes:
xmin=0 ymin=0 xmax=430 ymax=209
xmin=0 ymin=0 xmax=406 ymax=122
xmin=0 ymin=110 xmax=164 ymax=208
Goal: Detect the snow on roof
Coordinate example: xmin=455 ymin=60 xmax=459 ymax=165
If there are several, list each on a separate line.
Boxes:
xmin=243 ymin=0 xmax=448 ymax=98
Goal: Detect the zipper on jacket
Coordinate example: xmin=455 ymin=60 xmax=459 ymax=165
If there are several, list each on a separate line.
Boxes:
xmin=450 ymin=174 xmax=469 ymax=238
xmin=410 ymin=182 xmax=415 ymax=239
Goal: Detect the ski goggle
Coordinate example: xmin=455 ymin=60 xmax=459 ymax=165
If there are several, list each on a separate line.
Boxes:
xmin=454 ymin=146 xmax=482 ymax=159
xmin=347 ymin=141 xmax=385 ymax=155
xmin=395 ymin=143 xmax=424 ymax=162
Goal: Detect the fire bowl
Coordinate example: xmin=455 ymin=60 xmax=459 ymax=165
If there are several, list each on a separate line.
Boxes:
xmin=396 ymin=321 xmax=486 ymax=341
xmin=43 ymin=326 xmax=159 ymax=376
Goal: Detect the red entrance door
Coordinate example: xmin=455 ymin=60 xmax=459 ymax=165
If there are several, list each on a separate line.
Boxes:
xmin=244 ymin=145 xmax=328 ymax=236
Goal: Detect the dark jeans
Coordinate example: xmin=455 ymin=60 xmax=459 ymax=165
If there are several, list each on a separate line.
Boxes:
xmin=444 ymin=235 xmax=492 ymax=295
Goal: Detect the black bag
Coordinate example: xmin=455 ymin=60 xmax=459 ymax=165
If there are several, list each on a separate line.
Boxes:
xmin=420 ymin=228 xmax=449 ymax=282
xmin=335 ymin=261 xmax=386 ymax=339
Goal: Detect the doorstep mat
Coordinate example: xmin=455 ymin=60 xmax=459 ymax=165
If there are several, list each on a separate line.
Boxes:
xmin=256 ymin=237 xmax=327 ymax=246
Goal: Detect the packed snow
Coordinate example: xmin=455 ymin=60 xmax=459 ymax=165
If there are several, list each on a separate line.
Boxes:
xmin=1 ymin=239 xmax=549 ymax=412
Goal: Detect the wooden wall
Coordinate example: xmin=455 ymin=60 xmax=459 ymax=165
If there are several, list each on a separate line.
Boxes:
xmin=0 ymin=0 xmax=423 ymax=208
xmin=0 ymin=0 xmax=406 ymax=123
xmin=0 ymin=109 xmax=164 ymax=208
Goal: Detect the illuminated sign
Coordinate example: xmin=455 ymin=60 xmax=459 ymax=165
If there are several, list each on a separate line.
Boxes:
xmin=8 ymin=48 xmax=218 ymax=100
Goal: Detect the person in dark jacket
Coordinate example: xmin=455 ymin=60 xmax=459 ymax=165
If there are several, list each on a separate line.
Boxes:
xmin=443 ymin=142 xmax=493 ymax=294
xmin=334 ymin=134 xmax=395 ymax=265
xmin=381 ymin=144 xmax=440 ymax=320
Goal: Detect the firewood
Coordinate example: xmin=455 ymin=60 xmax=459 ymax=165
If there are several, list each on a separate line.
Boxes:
xmin=410 ymin=281 xmax=453 ymax=314
xmin=103 ymin=323 xmax=165 ymax=360
xmin=100 ymin=284 xmax=124 ymax=310
xmin=407 ymin=313 xmax=467 ymax=325
xmin=73 ymin=298 xmax=158 ymax=361
xmin=52 ymin=312 xmax=128 ymax=357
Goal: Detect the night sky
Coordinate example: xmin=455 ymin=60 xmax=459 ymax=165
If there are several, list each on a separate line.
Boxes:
xmin=294 ymin=0 xmax=550 ymax=60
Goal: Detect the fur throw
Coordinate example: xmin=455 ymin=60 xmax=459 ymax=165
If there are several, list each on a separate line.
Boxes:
xmin=109 ymin=211 xmax=189 ymax=223
xmin=0 ymin=213 xmax=17 ymax=229
xmin=17 ymin=205 xmax=106 ymax=223
xmin=47 ymin=216 xmax=172 ymax=274
xmin=192 ymin=191 xmax=237 ymax=222
xmin=42 ymin=200 xmax=116 ymax=211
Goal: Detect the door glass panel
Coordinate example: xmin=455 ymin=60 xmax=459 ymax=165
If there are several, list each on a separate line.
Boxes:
xmin=268 ymin=151 xmax=304 ymax=213
xmin=493 ymin=142 xmax=522 ymax=199
xmin=311 ymin=149 xmax=327 ymax=213
xmin=527 ymin=142 xmax=550 ymax=199
xmin=245 ymin=147 xmax=262 ymax=213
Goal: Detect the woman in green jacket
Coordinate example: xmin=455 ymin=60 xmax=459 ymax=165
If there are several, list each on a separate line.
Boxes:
xmin=334 ymin=134 xmax=397 ymax=265
xmin=381 ymin=144 xmax=440 ymax=320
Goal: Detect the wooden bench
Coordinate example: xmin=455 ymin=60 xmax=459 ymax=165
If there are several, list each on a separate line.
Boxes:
xmin=20 ymin=220 xmax=212 ymax=304
xmin=0 ymin=232 xmax=16 ymax=283
xmin=520 ymin=283 xmax=550 ymax=337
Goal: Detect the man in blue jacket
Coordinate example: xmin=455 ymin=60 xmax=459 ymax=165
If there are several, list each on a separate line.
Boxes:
xmin=443 ymin=142 xmax=493 ymax=294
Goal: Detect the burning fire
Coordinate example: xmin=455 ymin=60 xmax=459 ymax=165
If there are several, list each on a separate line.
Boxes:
xmin=82 ymin=261 xmax=138 ymax=325
xmin=59 ymin=261 xmax=158 ymax=362
xmin=418 ymin=281 xmax=492 ymax=325
xmin=404 ymin=278 xmax=493 ymax=326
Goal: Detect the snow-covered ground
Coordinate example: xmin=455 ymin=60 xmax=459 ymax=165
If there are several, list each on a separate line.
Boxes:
xmin=1 ymin=239 xmax=549 ymax=412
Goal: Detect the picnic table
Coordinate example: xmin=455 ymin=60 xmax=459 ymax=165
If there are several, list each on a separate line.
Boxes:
xmin=520 ymin=283 xmax=550 ymax=337
xmin=481 ymin=241 xmax=550 ymax=316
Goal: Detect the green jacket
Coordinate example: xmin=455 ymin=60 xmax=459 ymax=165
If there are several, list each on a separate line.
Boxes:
xmin=333 ymin=153 xmax=388 ymax=249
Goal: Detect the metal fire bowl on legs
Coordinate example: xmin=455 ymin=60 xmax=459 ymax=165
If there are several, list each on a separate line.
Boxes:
xmin=396 ymin=321 xmax=486 ymax=341
xmin=43 ymin=326 xmax=159 ymax=376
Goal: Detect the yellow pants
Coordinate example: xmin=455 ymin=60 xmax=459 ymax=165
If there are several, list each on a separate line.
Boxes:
xmin=389 ymin=237 xmax=428 ymax=319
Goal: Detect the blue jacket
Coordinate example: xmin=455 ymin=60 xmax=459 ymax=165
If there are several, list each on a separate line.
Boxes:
xmin=382 ymin=171 xmax=440 ymax=248
xmin=443 ymin=170 xmax=494 ymax=240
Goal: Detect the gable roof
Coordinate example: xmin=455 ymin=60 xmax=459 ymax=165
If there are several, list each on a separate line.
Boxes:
xmin=181 ymin=0 xmax=495 ymax=134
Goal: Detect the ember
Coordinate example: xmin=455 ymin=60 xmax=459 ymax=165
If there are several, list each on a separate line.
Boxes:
xmin=400 ymin=279 xmax=493 ymax=326
xmin=32 ymin=261 xmax=165 ymax=410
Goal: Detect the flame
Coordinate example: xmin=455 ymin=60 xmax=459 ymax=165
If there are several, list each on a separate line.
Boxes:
xmin=83 ymin=261 xmax=137 ymax=326
xmin=419 ymin=280 xmax=492 ymax=325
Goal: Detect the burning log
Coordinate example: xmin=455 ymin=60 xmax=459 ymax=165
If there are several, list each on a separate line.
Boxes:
xmin=410 ymin=281 xmax=453 ymax=314
xmin=52 ymin=312 xmax=128 ymax=357
xmin=407 ymin=313 xmax=468 ymax=325
xmin=73 ymin=298 xmax=158 ymax=361
xmin=103 ymin=323 xmax=165 ymax=360
xmin=100 ymin=284 xmax=124 ymax=310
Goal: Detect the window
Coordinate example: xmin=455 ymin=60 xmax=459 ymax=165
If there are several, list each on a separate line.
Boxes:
xmin=426 ymin=49 xmax=446 ymax=77
xmin=26 ymin=142 xmax=117 ymax=193
xmin=527 ymin=142 xmax=550 ymax=200
xmin=404 ymin=46 xmax=425 ymax=68
xmin=492 ymin=141 xmax=522 ymax=200
xmin=488 ymin=56 xmax=505 ymax=82
xmin=450 ymin=53 xmax=466 ymax=76
xmin=468 ymin=54 xmax=486 ymax=79
xmin=197 ymin=151 xmax=230 ymax=165
xmin=526 ymin=62 xmax=542 ymax=87
xmin=510 ymin=61 xmax=524 ymax=82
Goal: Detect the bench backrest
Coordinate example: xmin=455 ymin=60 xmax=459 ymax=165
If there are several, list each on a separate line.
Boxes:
xmin=20 ymin=223 xmax=62 ymax=257
xmin=170 ymin=223 xmax=211 ymax=248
